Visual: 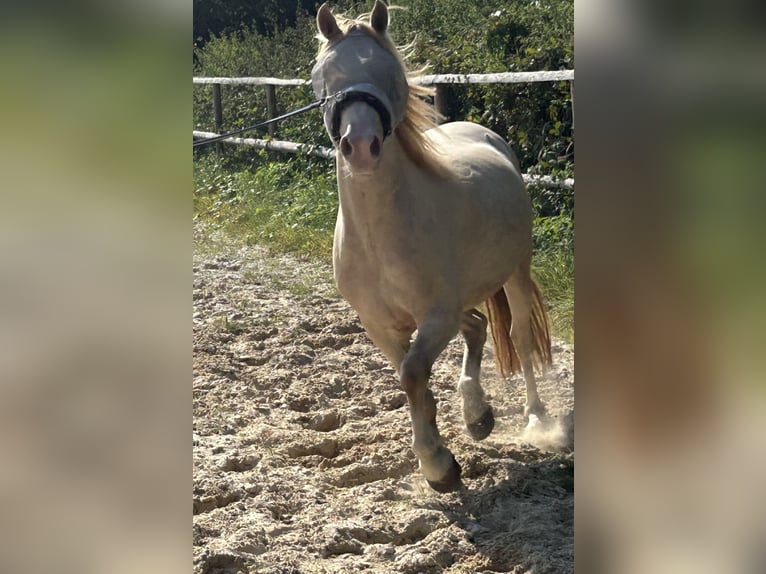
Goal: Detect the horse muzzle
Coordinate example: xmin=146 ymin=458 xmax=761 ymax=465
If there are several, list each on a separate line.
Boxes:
xmin=338 ymin=122 xmax=382 ymax=172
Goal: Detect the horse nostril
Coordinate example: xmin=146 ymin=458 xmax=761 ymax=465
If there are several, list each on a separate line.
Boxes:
xmin=340 ymin=137 xmax=353 ymax=157
xmin=370 ymin=136 xmax=380 ymax=158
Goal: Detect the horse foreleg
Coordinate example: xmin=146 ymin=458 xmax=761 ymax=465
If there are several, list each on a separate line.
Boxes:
xmin=399 ymin=311 xmax=462 ymax=492
xmin=360 ymin=320 xmax=412 ymax=372
xmin=459 ymin=309 xmax=495 ymax=440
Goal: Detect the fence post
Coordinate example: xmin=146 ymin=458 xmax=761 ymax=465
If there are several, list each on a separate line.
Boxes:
xmin=212 ymin=84 xmax=223 ymax=132
xmin=570 ymin=80 xmax=575 ymax=133
xmin=211 ymin=84 xmax=224 ymax=152
xmin=265 ymin=84 xmax=277 ymax=137
xmin=433 ymin=84 xmax=448 ymax=123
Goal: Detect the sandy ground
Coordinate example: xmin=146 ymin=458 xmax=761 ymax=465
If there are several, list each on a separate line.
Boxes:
xmin=193 ymin=231 xmax=574 ymax=573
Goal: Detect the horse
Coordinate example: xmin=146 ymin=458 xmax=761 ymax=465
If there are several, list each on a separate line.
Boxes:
xmin=311 ymin=0 xmax=552 ymax=492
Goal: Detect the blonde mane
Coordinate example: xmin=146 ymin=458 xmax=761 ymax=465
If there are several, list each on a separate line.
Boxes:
xmin=316 ymin=10 xmax=453 ymax=180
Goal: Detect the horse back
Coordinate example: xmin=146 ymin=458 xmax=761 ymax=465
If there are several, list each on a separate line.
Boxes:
xmin=425 ymin=121 xmax=522 ymax=174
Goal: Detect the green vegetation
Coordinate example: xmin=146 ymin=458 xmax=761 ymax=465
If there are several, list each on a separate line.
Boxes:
xmin=194 ymin=152 xmax=337 ymax=259
xmin=193 ymin=0 xmax=573 ymax=342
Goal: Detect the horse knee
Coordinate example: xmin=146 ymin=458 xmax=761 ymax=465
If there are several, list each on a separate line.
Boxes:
xmin=400 ymin=352 xmax=431 ymax=396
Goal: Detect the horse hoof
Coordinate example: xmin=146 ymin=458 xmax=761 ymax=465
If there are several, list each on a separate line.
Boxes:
xmin=524 ymin=402 xmax=547 ymax=420
xmin=466 ymin=407 xmax=495 ymax=441
xmin=426 ymin=456 xmax=462 ymax=493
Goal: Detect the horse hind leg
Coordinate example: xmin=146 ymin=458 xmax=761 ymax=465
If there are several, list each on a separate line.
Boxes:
xmin=504 ymin=269 xmax=552 ymax=420
xmin=458 ymin=309 xmax=495 ymax=440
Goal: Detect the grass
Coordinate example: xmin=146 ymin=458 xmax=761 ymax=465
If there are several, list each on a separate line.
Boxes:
xmin=211 ymin=315 xmax=248 ymax=335
xmin=533 ymin=247 xmax=574 ymax=344
xmin=194 ymin=151 xmax=573 ymax=343
xmin=193 ymin=151 xmax=337 ymax=261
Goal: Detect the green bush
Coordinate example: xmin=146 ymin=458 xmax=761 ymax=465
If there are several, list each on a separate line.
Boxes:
xmin=193 ymin=11 xmax=325 ymax=153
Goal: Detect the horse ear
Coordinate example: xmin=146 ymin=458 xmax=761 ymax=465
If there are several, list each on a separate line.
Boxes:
xmin=317 ymin=3 xmax=342 ymax=41
xmin=369 ymin=0 xmax=389 ymax=34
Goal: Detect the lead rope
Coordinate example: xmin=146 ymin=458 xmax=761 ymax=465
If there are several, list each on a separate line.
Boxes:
xmin=193 ymin=96 xmax=328 ymax=148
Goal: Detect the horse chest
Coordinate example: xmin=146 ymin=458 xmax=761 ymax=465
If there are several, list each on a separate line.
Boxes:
xmin=333 ymin=225 xmax=436 ymax=324
xmin=335 ymin=239 xmax=418 ymax=295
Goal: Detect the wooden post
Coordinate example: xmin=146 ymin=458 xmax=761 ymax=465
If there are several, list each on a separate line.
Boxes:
xmin=570 ymin=80 xmax=575 ymax=133
xmin=212 ymin=84 xmax=223 ymax=132
xmin=433 ymin=84 xmax=448 ymax=123
xmin=265 ymin=84 xmax=277 ymax=137
xmin=212 ymin=83 xmax=223 ymax=153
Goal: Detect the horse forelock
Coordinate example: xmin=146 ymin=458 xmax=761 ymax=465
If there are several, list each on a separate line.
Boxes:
xmin=315 ymin=9 xmax=453 ymax=180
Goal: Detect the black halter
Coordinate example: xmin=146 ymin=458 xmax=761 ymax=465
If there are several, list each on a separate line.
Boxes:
xmin=326 ymin=88 xmax=393 ymax=144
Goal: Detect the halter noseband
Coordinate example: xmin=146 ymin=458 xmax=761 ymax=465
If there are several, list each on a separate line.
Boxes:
xmin=325 ymin=87 xmax=393 ymax=145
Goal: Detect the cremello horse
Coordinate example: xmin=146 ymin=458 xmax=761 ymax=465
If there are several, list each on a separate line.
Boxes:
xmin=312 ymin=1 xmax=552 ymax=492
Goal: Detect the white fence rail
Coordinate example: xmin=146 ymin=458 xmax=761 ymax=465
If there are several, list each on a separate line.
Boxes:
xmin=414 ymin=70 xmax=574 ymax=84
xmin=193 ymin=130 xmax=335 ymax=159
xmin=191 ymin=70 xmax=574 ymax=86
xmin=193 ymin=77 xmax=307 ymax=86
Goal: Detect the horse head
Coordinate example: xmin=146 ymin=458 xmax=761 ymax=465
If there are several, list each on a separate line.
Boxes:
xmin=311 ymin=1 xmax=409 ymax=172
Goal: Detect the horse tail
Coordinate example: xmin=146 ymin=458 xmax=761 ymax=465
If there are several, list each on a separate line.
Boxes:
xmin=485 ymin=288 xmax=519 ymax=377
xmin=529 ymin=278 xmax=553 ymax=370
xmin=485 ymin=278 xmax=552 ymax=378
